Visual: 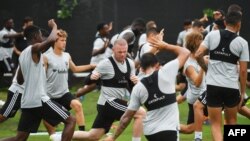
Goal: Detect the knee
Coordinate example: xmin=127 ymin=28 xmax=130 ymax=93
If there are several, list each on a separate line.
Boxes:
xmin=135 ymin=107 xmax=146 ymax=119
xmin=16 ymin=132 xmax=29 ymax=141
xmin=66 ymin=115 xmax=76 ymax=125
xmin=0 ymin=115 xmax=7 ymax=123
xmin=193 ymin=101 xmax=203 ymax=110
xmin=71 ymin=100 xmax=83 ymax=112
xmin=88 ymin=132 xmax=102 ymax=141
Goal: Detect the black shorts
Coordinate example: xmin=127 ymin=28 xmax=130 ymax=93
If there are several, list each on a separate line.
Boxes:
xmin=207 ymin=85 xmax=240 ymax=108
xmin=0 ymin=90 xmax=21 ymax=118
xmin=145 ymin=130 xmax=177 ymax=141
xmin=0 ymin=57 xmax=14 ymax=73
xmin=18 ymin=100 xmax=70 ymax=133
xmin=197 ymin=91 xmax=208 ymax=117
xmin=176 ymin=71 xmax=188 ymax=96
xmin=51 ymin=92 xmax=75 ymax=110
xmin=92 ymin=99 xmax=127 ymax=133
xmin=187 ymin=103 xmax=194 ymax=124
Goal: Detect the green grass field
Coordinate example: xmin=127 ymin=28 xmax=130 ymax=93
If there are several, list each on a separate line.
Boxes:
xmin=0 ymin=85 xmax=249 ymax=141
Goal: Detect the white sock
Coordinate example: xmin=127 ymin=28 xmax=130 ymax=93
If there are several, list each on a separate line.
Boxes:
xmin=132 ymin=137 xmax=141 ymax=141
xmin=50 ymin=133 xmax=61 ymax=141
xmin=195 ymin=131 xmax=202 ymax=139
xmin=244 ymin=94 xmax=248 ymax=99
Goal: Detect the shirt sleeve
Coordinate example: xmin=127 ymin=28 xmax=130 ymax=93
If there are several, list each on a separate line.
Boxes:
xmin=127 ymin=82 xmax=148 ymax=111
xmin=235 ymin=38 xmax=249 ymax=62
xmin=93 ymin=59 xmax=113 ymax=78
xmin=93 ymin=38 xmax=104 ymax=50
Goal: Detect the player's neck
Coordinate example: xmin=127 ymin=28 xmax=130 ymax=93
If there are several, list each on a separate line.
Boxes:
xmin=226 ymin=26 xmax=238 ymax=33
xmin=53 ymin=48 xmax=63 ymax=56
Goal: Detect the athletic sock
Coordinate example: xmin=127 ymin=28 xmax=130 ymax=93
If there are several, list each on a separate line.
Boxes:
xmin=195 ymin=131 xmax=202 ymax=139
xmin=132 ymin=137 xmax=141 ymax=141
xmin=78 ymin=125 xmax=85 ymax=131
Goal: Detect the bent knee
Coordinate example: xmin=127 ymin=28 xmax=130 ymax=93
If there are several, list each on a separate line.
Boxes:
xmin=135 ymin=107 xmax=146 ymax=118
xmin=71 ymin=100 xmax=83 ymax=111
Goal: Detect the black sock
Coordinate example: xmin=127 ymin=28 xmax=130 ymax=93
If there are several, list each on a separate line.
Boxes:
xmin=79 ymin=126 xmax=85 ymax=131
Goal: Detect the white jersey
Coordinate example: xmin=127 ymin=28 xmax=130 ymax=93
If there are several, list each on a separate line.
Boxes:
xmin=138 ymin=33 xmax=146 ymax=47
xmin=176 ymin=30 xmax=188 ymax=46
xmin=93 ymin=56 xmax=135 ymax=105
xmin=183 ymin=57 xmax=206 ymax=104
xmin=90 ymin=37 xmax=112 ymax=65
xmin=202 ymin=30 xmax=249 ymax=89
xmin=0 ymin=27 xmax=16 ymax=60
xmin=110 ymin=28 xmax=135 ymax=46
xmin=134 ymin=42 xmax=154 ymax=62
xmin=44 ymin=51 xmax=70 ymax=98
xmin=128 ymin=59 xmax=180 ymax=135
xmin=8 ymin=66 xmax=24 ymax=94
xmin=19 ymin=46 xmax=50 ymax=108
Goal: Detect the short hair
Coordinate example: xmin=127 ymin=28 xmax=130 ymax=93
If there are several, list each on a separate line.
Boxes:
xmin=57 ymin=29 xmax=68 ymax=38
xmin=146 ymin=27 xmax=159 ymax=37
xmin=225 ymin=11 xmax=242 ymax=26
xmin=23 ymin=16 xmax=33 ymax=24
xmin=140 ymin=53 xmax=158 ymax=70
xmin=214 ymin=9 xmax=225 ymax=17
xmin=131 ymin=17 xmax=146 ymax=28
xmin=146 ymin=20 xmax=157 ymax=30
xmin=192 ymin=19 xmax=203 ymax=28
xmin=3 ymin=17 xmax=12 ymax=25
xmin=96 ymin=22 xmax=106 ymax=31
xmin=183 ymin=19 xmax=192 ymax=26
xmin=228 ymin=4 xmax=242 ymax=13
xmin=185 ymin=31 xmax=203 ymax=53
xmin=24 ymin=25 xmax=40 ymax=41
xmin=113 ymin=38 xmax=128 ymax=47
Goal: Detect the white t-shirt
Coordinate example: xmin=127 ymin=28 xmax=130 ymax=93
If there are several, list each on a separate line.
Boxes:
xmin=90 ymin=37 xmax=112 ymax=64
xmin=0 ymin=27 xmax=16 ymax=60
xmin=183 ymin=57 xmax=206 ymax=104
xmin=44 ymin=51 xmax=70 ymax=98
xmin=202 ymin=29 xmax=249 ymax=89
xmin=128 ymin=59 xmax=180 ymax=135
xmin=19 ymin=46 xmax=50 ymax=108
xmin=93 ymin=56 xmax=135 ymax=105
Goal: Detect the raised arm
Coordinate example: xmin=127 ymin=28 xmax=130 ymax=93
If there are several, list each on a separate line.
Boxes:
xmin=149 ymin=37 xmax=190 ymax=69
xmin=32 ymin=19 xmax=58 ymax=54
xmin=92 ymin=39 xmax=110 ymax=56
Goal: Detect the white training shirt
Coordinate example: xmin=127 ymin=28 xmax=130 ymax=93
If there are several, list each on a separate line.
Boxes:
xmin=19 ymin=46 xmax=50 ymax=108
xmin=90 ymin=37 xmax=112 ymax=65
xmin=128 ymin=59 xmax=180 ymax=135
xmin=93 ymin=56 xmax=135 ymax=105
xmin=202 ymin=29 xmax=249 ymax=89
xmin=44 ymin=51 xmax=70 ymax=98
xmin=8 ymin=66 xmax=24 ymax=94
xmin=0 ymin=27 xmax=16 ymax=60
xmin=183 ymin=57 xmax=206 ymax=104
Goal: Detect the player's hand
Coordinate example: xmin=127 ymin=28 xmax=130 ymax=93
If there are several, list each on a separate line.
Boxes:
xmin=130 ymin=75 xmax=138 ymax=84
xmin=91 ymin=71 xmax=101 ymax=80
xmin=48 ymin=19 xmax=57 ymax=29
